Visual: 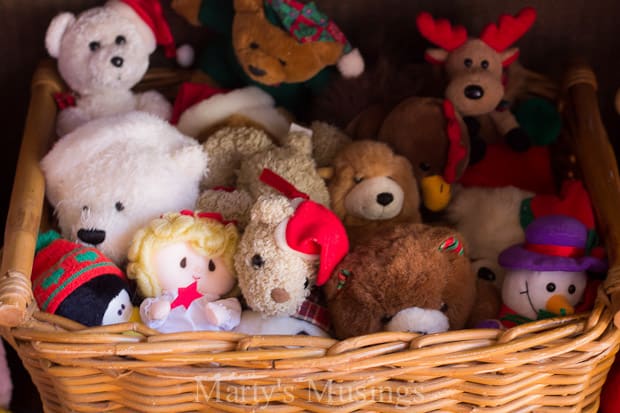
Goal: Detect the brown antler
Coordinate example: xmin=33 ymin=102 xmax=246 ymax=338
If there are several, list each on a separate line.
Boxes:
xmin=480 ymin=7 xmax=537 ymax=52
xmin=416 ymin=12 xmax=467 ymax=51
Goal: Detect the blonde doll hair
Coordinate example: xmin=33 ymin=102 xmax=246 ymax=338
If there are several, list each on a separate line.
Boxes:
xmin=127 ymin=212 xmax=239 ymax=298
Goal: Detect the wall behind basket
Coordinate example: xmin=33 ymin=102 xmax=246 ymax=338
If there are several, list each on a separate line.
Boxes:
xmin=0 ymin=0 xmax=619 ymax=241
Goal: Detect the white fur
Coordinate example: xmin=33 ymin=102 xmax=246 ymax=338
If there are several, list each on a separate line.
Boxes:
xmin=176 ymin=44 xmax=195 ymax=67
xmin=445 ymin=185 xmax=533 ymax=288
xmin=41 ymin=111 xmax=207 ymax=264
xmin=176 ymin=86 xmax=290 ymax=140
xmin=47 ymin=3 xmax=170 ymax=135
xmin=45 ymin=12 xmax=76 ymax=58
xmin=337 ymin=48 xmax=364 ymax=78
xmin=385 ymin=307 xmax=450 ymax=334
xmin=235 ymin=311 xmax=328 ymax=336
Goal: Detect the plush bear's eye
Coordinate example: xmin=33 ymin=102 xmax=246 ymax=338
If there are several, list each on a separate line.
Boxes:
xmin=249 ymin=42 xmax=259 ymax=49
xmin=82 ymin=205 xmax=89 ymax=212
xmin=180 ymin=257 xmax=187 ymax=268
xmin=464 ymin=58 xmax=473 ymax=68
xmin=208 ymin=259 xmax=216 ymax=272
xmin=419 ymin=162 xmax=431 ymax=172
xmin=278 ymin=58 xmax=287 ymax=67
xmin=481 ymin=60 xmax=489 ymax=70
xmin=115 ymin=35 xmax=126 ymax=45
xmin=251 ymin=254 xmax=265 ymax=269
xmin=115 ymin=201 xmax=124 ymax=212
xmin=546 ymin=283 xmax=556 ymax=292
xmin=440 ymin=303 xmax=449 ymax=312
xmin=89 ymin=41 xmax=101 ymax=52
xmin=304 ymin=278 xmax=309 ymax=289
xmin=568 ymin=284 xmax=576 ymax=294
xmin=353 ymin=176 xmax=364 ymax=184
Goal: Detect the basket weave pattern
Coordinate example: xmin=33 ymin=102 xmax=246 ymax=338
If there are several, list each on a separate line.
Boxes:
xmin=0 ymin=61 xmax=620 ymax=412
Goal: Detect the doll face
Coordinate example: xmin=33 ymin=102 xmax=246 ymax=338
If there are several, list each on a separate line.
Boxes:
xmin=153 ymin=242 xmax=234 ymax=297
xmin=101 ymin=288 xmax=133 ymax=325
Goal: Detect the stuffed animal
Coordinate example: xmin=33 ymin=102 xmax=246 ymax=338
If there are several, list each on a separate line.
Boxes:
xmin=323 ymin=223 xmax=476 ymax=339
xmin=172 ymin=0 xmax=363 ymax=115
xmin=45 ymin=0 xmax=182 ymax=136
xmin=446 ymin=180 xmax=600 ymax=290
xmin=497 ymin=215 xmax=607 ymax=328
xmin=172 ymin=82 xmax=291 ymax=142
xmin=416 ymin=7 xmax=537 ymax=157
xmin=31 ymin=230 xmax=135 ymax=327
xmin=377 ymin=98 xmax=470 ymax=212
xmin=233 ymin=169 xmax=348 ymax=336
xmin=324 ymin=140 xmax=421 ymax=244
xmin=196 ymin=123 xmax=330 ymax=227
xmin=40 ymin=111 xmax=207 ymax=264
xmin=127 ymin=211 xmax=241 ymax=333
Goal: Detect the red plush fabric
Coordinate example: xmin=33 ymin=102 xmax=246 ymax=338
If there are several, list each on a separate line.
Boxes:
xmin=459 ymin=143 xmax=555 ymax=194
xmin=170 ymin=82 xmax=229 ymax=124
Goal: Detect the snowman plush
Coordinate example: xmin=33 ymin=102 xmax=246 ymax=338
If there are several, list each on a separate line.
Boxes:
xmin=497 ymin=215 xmax=607 ymax=327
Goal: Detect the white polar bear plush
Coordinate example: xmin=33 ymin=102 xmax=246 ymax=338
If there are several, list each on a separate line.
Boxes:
xmin=40 ymin=111 xmax=207 ymax=265
xmin=45 ymin=0 xmax=177 ymax=136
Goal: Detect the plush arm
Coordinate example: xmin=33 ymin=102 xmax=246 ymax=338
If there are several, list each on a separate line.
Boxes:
xmin=204 ymin=297 xmax=242 ymax=330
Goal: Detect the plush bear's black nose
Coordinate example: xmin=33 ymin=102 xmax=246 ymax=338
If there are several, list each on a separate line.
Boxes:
xmin=376 ymin=192 xmax=394 ymax=206
xmin=464 ymin=85 xmax=484 ymax=100
xmin=111 ymin=56 xmax=124 ymax=68
xmin=248 ymin=65 xmax=266 ymax=77
xmin=77 ymin=229 xmax=106 ymax=245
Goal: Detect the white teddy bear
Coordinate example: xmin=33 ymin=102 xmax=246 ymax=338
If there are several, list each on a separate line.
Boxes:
xmin=45 ymin=0 xmax=179 ymax=136
xmin=40 ymin=111 xmax=207 ymax=265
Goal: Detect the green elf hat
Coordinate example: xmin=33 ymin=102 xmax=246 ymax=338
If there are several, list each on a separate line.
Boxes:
xmin=266 ymin=0 xmax=364 ymax=78
xmin=32 ymin=230 xmax=127 ymax=315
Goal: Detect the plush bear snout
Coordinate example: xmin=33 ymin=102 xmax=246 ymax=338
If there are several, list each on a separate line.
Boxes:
xmin=77 ymin=228 xmax=106 ymax=245
xmin=111 ymin=56 xmax=124 ymax=68
xmin=271 ymin=288 xmax=290 ymax=303
xmin=376 ymin=192 xmax=394 ymax=206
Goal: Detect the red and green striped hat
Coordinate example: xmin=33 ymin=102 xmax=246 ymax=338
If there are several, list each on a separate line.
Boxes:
xmin=32 ymin=231 xmax=126 ymax=314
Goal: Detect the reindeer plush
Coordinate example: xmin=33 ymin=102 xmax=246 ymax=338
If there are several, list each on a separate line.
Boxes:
xmin=416 ymin=7 xmax=537 ymax=160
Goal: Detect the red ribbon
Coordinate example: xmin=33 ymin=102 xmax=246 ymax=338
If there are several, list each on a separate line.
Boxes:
xmin=179 ymin=210 xmax=236 ymax=226
xmin=53 ymin=92 xmax=77 ymax=110
xmin=259 ymin=168 xmax=309 ymax=200
xmin=524 ymin=243 xmax=585 ymax=258
xmin=442 ymin=100 xmax=467 ymax=183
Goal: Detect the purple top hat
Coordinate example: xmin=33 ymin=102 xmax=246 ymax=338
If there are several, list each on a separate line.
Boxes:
xmin=499 ymin=215 xmax=607 ymax=273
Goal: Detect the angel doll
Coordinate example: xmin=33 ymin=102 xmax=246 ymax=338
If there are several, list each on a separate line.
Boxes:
xmin=127 ymin=210 xmax=241 ymax=333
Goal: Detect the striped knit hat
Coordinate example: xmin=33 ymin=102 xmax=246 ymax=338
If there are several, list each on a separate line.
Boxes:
xmin=32 ymin=231 xmax=127 ymax=315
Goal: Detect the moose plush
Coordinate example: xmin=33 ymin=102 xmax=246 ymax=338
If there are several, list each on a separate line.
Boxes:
xmin=416 ymin=7 xmax=537 ymax=158
xmin=45 ymin=0 xmax=180 ymax=136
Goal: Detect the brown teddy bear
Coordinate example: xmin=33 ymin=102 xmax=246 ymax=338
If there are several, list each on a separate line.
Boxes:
xmin=323 ymin=223 xmax=476 ymax=339
xmin=172 ymin=0 xmax=363 ymax=115
xmin=324 ymin=140 xmax=421 ymax=244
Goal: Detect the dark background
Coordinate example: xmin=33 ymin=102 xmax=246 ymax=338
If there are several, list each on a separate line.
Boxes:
xmin=1 ymin=0 xmax=619 ymax=411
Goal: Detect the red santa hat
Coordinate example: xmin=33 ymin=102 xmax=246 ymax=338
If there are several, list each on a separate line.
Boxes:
xmin=109 ymin=0 xmax=194 ymax=64
xmin=260 ymin=169 xmax=349 ymax=286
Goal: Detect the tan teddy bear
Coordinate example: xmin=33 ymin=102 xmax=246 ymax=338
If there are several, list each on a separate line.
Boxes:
xmin=196 ymin=123 xmax=343 ymax=227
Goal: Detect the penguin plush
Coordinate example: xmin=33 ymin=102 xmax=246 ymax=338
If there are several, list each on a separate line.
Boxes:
xmin=32 ymin=231 xmax=135 ymax=327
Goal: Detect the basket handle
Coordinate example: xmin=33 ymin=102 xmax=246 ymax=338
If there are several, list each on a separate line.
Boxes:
xmin=562 ymin=63 xmax=620 ymax=328
xmin=0 ymin=61 xmax=62 ymax=327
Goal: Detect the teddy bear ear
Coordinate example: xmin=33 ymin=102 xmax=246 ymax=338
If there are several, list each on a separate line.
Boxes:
xmin=250 ymin=195 xmax=295 ymax=226
xmin=45 ymin=12 xmax=76 ymax=58
xmin=171 ymin=144 xmax=209 ymax=179
xmin=282 ymin=131 xmax=313 ymax=156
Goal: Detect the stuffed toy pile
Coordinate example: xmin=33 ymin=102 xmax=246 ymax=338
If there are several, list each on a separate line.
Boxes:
xmin=33 ymin=1 xmax=607 ymax=350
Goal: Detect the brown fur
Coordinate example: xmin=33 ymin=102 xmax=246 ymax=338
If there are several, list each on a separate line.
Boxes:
xmin=323 ymin=223 xmax=476 ymax=339
xmin=232 ymin=0 xmax=344 ymax=85
xmin=378 ymin=97 xmax=470 ymax=182
xmin=328 ymin=141 xmax=421 ymax=243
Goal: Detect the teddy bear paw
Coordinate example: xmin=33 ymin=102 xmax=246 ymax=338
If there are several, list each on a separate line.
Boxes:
xmin=384 ymin=307 xmax=449 ymax=334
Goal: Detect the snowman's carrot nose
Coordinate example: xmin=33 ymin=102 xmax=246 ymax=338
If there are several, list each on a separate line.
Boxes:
xmin=546 ymin=295 xmax=575 ymax=316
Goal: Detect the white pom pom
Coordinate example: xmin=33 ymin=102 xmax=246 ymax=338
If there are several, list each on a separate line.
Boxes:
xmin=176 ymin=44 xmax=195 ymax=68
xmin=337 ymin=48 xmax=364 ymax=78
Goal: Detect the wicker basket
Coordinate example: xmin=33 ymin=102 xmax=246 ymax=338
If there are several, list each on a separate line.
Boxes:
xmin=1 ymin=59 xmax=620 ymax=413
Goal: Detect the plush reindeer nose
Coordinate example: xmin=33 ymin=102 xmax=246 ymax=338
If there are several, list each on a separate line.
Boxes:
xmin=248 ymin=65 xmax=266 ymax=77
xmin=464 ymin=85 xmax=484 ymax=100
xmin=111 ymin=56 xmax=124 ymax=68
xmin=271 ymin=288 xmax=290 ymax=303
xmin=376 ymin=192 xmax=394 ymax=206
xmin=77 ymin=229 xmax=106 ymax=245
